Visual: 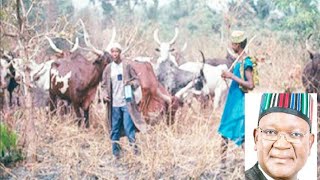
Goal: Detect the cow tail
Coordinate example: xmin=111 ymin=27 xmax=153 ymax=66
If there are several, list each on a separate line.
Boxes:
xmin=199 ymin=50 xmax=207 ymax=83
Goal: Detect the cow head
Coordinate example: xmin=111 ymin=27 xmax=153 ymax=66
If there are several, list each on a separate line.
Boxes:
xmin=305 ymin=34 xmax=320 ymax=71
xmin=0 ymin=58 xmax=12 ymax=89
xmin=93 ymin=51 xmax=113 ymax=73
xmin=154 ymin=27 xmax=179 ymax=66
xmin=0 ymin=50 xmax=19 ymax=89
xmin=80 ymin=20 xmax=114 ymax=70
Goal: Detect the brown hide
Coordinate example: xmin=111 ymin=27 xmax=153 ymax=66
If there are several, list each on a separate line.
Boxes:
xmin=302 ymin=52 xmax=320 ymax=102
xmin=49 ymin=52 xmax=112 ymax=127
xmin=129 ymin=61 xmax=180 ymax=124
xmin=205 ymin=52 xmax=235 ymax=68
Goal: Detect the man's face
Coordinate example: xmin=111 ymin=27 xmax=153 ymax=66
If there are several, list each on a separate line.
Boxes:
xmin=231 ymin=42 xmax=240 ymax=53
xmin=254 ymin=112 xmax=314 ymax=179
xmin=111 ymin=48 xmax=121 ymax=62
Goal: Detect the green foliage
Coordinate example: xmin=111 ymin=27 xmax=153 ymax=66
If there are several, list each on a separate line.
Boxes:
xmin=273 ymin=0 xmax=320 ymax=37
xmin=57 ymin=0 xmax=74 ymax=17
xmin=0 ymin=123 xmax=22 ymax=166
xmin=249 ymin=0 xmax=271 ymax=19
xmin=101 ymin=1 xmax=115 ymax=16
xmin=256 ymin=0 xmax=271 ymax=19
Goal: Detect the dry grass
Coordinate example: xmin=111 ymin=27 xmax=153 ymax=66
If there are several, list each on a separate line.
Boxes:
xmin=1 ymin=102 xmax=244 ymax=179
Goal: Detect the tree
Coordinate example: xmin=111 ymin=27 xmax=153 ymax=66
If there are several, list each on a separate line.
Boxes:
xmin=273 ymin=0 xmax=320 ymax=37
xmin=1 ymin=0 xmax=43 ymax=163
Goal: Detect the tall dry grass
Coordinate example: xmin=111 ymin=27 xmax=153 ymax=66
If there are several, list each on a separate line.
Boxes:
xmin=1 ymin=101 xmax=244 ymax=179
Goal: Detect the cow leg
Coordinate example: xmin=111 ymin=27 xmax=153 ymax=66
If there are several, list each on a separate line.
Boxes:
xmin=213 ymin=89 xmax=222 ymax=111
xmin=16 ymin=85 xmax=21 ymax=107
xmin=81 ymin=87 xmax=98 ymax=128
xmin=83 ymin=109 xmax=89 ymax=128
xmin=8 ymin=90 xmax=13 ymax=107
xmin=73 ymin=104 xmax=82 ymax=127
xmin=49 ymin=92 xmax=57 ymax=115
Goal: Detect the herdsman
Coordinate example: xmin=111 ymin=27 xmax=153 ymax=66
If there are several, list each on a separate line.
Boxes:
xmin=101 ymin=42 xmax=147 ymax=159
xmin=218 ymin=30 xmax=255 ymax=168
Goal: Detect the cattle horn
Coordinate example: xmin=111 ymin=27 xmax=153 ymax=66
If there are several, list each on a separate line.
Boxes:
xmin=181 ymin=42 xmax=187 ymax=52
xmin=80 ymin=20 xmax=104 ymax=55
xmin=70 ymin=37 xmax=79 ymax=53
xmin=153 ymin=28 xmax=161 ymax=45
xmin=45 ymin=36 xmax=63 ymax=54
xmin=169 ymin=27 xmax=179 ymax=45
xmin=305 ymin=34 xmax=316 ymax=55
xmin=105 ymin=27 xmax=117 ymax=53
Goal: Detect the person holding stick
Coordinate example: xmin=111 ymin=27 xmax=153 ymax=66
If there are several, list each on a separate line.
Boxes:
xmin=218 ymin=30 xmax=255 ymax=169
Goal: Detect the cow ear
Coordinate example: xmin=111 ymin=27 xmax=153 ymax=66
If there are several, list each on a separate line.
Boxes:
xmin=308 ymin=51 xmax=314 ymax=60
xmin=170 ymin=48 xmax=175 ymax=52
xmin=155 ymin=48 xmax=160 ymax=52
xmin=93 ymin=59 xmax=102 ymax=65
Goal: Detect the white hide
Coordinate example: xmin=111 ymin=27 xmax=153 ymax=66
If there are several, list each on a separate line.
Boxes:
xmin=29 ymin=60 xmax=55 ymax=91
xmin=154 ymin=28 xmax=179 ymax=68
xmin=0 ymin=59 xmax=12 ymax=89
xmin=156 ymin=44 xmax=178 ymax=67
xmin=179 ymin=62 xmax=230 ymax=110
xmin=51 ymin=69 xmax=72 ymax=94
xmin=12 ymin=59 xmax=55 ymax=92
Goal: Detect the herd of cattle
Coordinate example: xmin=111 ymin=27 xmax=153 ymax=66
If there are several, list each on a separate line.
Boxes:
xmin=0 ymin=24 xmax=319 ymax=127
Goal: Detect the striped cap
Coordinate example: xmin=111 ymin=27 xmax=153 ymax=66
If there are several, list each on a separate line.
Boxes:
xmin=258 ymin=93 xmax=314 ymax=131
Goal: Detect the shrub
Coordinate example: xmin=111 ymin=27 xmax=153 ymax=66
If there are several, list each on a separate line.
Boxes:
xmin=0 ymin=123 xmax=22 ymax=166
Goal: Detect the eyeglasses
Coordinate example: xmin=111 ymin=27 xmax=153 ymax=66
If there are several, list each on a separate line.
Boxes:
xmin=257 ymin=127 xmax=309 ymax=144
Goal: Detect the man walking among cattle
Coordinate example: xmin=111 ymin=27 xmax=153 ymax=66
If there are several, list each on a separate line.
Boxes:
xmin=101 ymin=42 xmax=147 ymax=160
xmin=218 ymin=30 xmax=255 ymax=169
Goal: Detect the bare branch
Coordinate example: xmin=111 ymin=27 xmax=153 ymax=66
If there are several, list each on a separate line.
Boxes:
xmin=80 ymin=19 xmax=103 ymax=55
xmin=26 ymin=0 xmax=35 ymax=17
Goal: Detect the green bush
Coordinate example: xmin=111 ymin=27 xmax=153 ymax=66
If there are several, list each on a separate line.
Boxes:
xmin=0 ymin=123 xmax=22 ymax=166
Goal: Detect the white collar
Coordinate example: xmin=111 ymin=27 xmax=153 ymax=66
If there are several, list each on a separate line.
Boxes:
xmin=258 ymin=164 xmax=274 ymax=180
xmin=112 ymin=61 xmax=122 ymax=66
xmin=258 ymin=164 xmax=299 ymax=180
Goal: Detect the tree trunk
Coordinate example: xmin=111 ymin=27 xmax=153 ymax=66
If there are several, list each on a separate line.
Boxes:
xmin=16 ymin=0 xmax=37 ymax=163
xmin=23 ymin=69 xmax=37 ymax=163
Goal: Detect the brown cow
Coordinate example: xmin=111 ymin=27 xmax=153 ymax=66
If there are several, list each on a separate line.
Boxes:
xmin=129 ymin=60 xmax=181 ymax=125
xmin=47 ymin=33 xmax=113 ymax=128
xmin=302 ymin=34 xmax=320 ymax=102
xmin=50 ymin=53 xmax=112 ymax=127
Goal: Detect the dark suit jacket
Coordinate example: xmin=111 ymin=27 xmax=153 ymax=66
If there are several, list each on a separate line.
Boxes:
xmin=245 ymin=162 xmax=268 ymax=180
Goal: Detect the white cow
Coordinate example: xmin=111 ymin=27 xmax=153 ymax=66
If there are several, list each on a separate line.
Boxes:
xmin=179 ymin=62 xmax=230 ymax=110
xmin=153 ymin=27 xmax=179 ymax=67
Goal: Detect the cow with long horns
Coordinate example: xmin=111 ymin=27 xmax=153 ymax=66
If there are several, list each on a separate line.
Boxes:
xmin=153 ymin=27 xmax=180 ymax=67
xmin=303 ymin=34 xmax=320 ymax=102
xmin=47 ymin=25 xmax=114 ymax=127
